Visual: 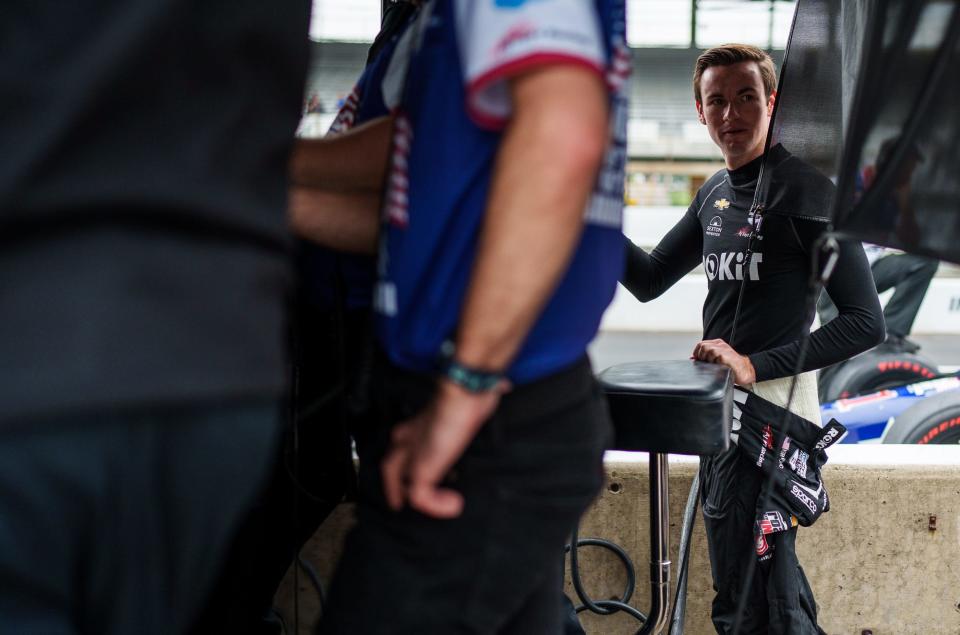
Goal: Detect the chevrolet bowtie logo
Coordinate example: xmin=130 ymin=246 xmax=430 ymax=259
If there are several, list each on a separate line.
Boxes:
xmin=714 ymin=198 xmax=731 ymax=210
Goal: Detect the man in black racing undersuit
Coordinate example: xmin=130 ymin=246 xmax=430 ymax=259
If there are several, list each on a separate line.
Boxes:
xmin=621 ymin=44 xmax=885 ymax=634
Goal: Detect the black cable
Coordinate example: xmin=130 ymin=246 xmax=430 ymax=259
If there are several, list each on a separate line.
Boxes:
xmin=288 ymin=277 xmax=352 ymax=630
xmin=278 ymin=4 xmax=424 ymax=631
xmin=283 ymin=391 xmax=353 ymax=507
xmin=565 ymin=478 xmax=702 ymax=632
xmin=566 ymin=524 xmax=648 ymax=623
xmin=668 ymin=472 xmax=700 ymax=635
xmin=730 ymin=366 xmax=804 ymax=635
xmin=267 ymin=607 xmax=289 ymax=635
xmin=286 ymin=247 xmax=353 ymax=629
xmin=722 ymin=1 xmax=838 ymax=626
xmin=730 ymin=233 xmax=837 ymax=635
xmin=298 ymin=553 xmax=327 ymax=614
xmin=293 ymin=381 xmax=345 ymax=424
xmin=286 ymin=5 xmax=422 ymax=628
xmin=727 ymin=204 xmax=764 ymax=349
xmin=290 ymin=344 xmax=302 ymax=635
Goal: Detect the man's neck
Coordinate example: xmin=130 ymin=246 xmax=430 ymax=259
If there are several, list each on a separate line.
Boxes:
xmin=724 ymin=149 xmax=764 ymax=171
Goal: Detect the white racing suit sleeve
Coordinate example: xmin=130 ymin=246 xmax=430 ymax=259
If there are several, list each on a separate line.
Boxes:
xmin=454 ymin=0 xmax=606 ymax=129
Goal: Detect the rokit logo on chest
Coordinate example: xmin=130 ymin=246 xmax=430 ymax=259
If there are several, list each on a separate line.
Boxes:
xmin=704 ymin=251 xmax=763 ymax=281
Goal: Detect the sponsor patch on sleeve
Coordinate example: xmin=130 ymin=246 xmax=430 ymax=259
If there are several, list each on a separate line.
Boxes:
xmin=456 ymin=0 xmax=605 ymax=128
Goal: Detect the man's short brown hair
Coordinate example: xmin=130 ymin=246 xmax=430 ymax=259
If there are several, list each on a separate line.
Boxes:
xmin=693 ymin=44 xmax=777 ymax=103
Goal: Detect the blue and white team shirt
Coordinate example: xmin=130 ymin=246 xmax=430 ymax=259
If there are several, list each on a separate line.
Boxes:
xmin=299 ymin=15 xmax=414 ymax=310
xmin=327 ymin=26 xmax=409 ymax=136
xmin=375 ymin=0 xmax=629 ymax=384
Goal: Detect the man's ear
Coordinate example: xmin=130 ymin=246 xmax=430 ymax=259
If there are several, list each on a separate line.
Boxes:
xmin=696 ymin=101 xmax=705 ymax=125
xmin=767 ymin=90 xmax=777 ymax=116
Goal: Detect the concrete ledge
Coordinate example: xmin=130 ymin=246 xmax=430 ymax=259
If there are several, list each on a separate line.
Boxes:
xmin=278 ymin=446 xmax=960 ymax=634
xmin=574 ymin=446 xmax=960 ymax=635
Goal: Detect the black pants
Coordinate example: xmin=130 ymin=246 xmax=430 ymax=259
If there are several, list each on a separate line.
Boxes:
xmin=700 ymin=446 xmax=824 ymax=635
xmin=318 ymin=355 xmax=611 ymax=635
xmin=0 ymin=401 xmax=280 ymax=635
xmin=193 ymin=303 xmax=367 ymax=634
xmin=819 ymin=252 xmax=938 ymax=337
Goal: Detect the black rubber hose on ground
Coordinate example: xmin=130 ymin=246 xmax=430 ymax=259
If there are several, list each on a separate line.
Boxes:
xmin=566 ymin=525 xmax=648 ymax=623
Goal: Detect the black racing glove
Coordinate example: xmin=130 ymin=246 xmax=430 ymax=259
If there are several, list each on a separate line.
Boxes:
xmin=730 ymin=388 xmax=846 ymax=555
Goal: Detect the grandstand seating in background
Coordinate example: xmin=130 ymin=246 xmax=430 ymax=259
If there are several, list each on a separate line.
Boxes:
xmin=304 ymin=42 xmax=784 ymax=160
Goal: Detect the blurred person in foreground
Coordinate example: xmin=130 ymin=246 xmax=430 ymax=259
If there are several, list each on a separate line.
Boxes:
xmin=0 ymin=2 xmax=310 ymax=633
xmin=621 ymin=44 xmax=883 ymax=634
xmin=194 ymin=2 xmax=423 ymax=632
xmin=290 ymin=1 xmax=628 ymax=632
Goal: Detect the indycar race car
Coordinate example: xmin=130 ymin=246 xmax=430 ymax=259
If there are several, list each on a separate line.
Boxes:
xmin=819 ymin=348 xmax=960 ymax=444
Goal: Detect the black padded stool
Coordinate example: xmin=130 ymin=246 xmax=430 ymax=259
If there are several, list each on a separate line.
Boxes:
xmin=572 ymin=360 xmax=732 ymax=634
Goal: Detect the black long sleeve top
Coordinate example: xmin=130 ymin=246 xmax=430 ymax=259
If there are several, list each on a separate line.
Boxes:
xmin=622 ymin=145 xmax=885 ymax=382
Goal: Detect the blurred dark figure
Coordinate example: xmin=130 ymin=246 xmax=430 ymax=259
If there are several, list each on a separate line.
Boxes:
xmin=0 ymin=2 xmax=310 ymax=634
xmin=193 ymin=2 xmax=422 ymax=633
xmin=818 ymin=138 xmax=938 ymax=353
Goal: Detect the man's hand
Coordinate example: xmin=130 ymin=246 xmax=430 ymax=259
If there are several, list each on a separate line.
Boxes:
xmin=381 ymin=379 xmax=510 ymax=518
xmin=692 ymin=339 xmax=756 ymax=385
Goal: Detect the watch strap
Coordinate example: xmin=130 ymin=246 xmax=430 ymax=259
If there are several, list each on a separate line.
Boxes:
xmin=443 ymin=359 xmax=503 ymax=393
xmin=438 ymin=340 xmax=503 ymax=393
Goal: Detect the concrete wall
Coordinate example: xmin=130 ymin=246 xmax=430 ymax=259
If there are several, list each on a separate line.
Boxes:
xmin=277 ymin=446 xmax=960 ymax=634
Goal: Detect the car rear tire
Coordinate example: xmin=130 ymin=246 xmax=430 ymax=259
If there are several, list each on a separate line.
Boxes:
xmin=881 ymin=389 xmax=960 ymax=444
xmin=819 ymin=351 xmax=939 ymax=403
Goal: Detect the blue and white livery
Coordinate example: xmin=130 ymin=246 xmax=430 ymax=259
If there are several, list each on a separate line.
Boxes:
xmin=375 ymin=0 xmax=629 ymax=383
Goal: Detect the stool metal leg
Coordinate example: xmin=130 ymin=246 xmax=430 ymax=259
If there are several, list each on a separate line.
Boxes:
xmin=566 ymin=452 xmax=674 ymax=633
xmin=638 ymin=452 xmax=671 ymax=635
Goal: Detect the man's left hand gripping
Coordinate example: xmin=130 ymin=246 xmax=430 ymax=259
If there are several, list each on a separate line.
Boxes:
xmin=693 ymin=338 xmax=757 ymax=386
